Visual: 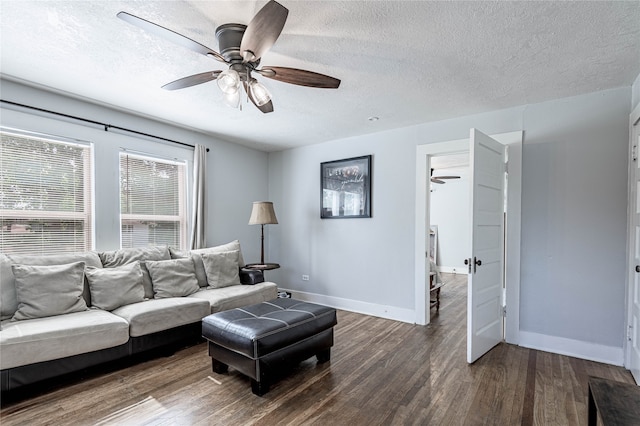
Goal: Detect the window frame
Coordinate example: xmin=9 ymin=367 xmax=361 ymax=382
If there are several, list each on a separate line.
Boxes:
xmin=0 ymin=127 xmax=94 ymax=254
xmin=118 ymin=150 xmax=188 ymax=250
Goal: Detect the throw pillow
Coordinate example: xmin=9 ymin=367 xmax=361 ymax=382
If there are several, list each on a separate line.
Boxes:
xmin=98 ymin=246 xmax=171 ymax=299
xmin=200 ymin=250 xmax=241 ymax=289
xmin=145 ymin=257 xmax=200 ymax=298
xmin=85 ymin=261 xmax=145 ymax=311
xmin=168 ymin=249 xmax=208 ymax=288
xmin=183 ymin=240 xmax=246 ymax=267
xmin=11 ymin=261 xmax=88 ymax=321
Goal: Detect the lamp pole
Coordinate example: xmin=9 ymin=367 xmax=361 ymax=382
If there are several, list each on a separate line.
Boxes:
xmin=260 ymin=223 xmax=265 ymax=265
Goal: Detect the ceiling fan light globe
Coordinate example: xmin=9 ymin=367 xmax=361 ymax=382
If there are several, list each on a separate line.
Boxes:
xmin=249 ymin=80 xmax=271 ymax=106
xmin=223 ymin=91 xmax=240 ymax=108
xmin=217 ymin=69 xmax=241 ymax=94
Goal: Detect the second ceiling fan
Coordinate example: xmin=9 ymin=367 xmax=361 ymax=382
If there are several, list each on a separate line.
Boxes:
xmin=430 ymin=168 xmax=460 ymax=184
xmin=118 ymin=0 xmax=340 ymax=113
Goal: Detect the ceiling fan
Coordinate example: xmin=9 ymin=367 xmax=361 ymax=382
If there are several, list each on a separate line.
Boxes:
xmin=117 ymin=1 xmax=340 ymax=113
xmin=430 ymin=168 xmax=460 ymax=184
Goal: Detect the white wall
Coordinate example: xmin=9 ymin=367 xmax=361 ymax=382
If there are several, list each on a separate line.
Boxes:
xmin=269 ymin=87 xmax=631 ymax=363
xmin=0 ymin=79 xmax=270 ymax=260
xmin=429 ymin=166 xmax=469 ymax=273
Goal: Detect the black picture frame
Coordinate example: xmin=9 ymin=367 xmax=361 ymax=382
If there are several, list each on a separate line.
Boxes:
xmin=320 ymin=155 xmax=372 ymax=219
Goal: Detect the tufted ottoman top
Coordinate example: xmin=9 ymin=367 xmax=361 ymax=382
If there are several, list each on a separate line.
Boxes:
xmin=202 ymin=299 xmax=337 ymax=359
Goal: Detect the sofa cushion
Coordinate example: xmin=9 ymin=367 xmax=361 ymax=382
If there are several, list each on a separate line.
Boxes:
xmin=111 ymin=298 xmax=210 ymax=337
xmin=85 ymin=262 xmax=145 ymax=311
xmin=146 ymin=258 xmax=200 ymax=298
xmin=1 ymin=252 xmax=102 ymax=320
xmin=188 ymin=282 xmax=278 ymax=314
xmin=170 ymin=240 xmax=245 ymax=287
xmin=98 ymin=246 xmax=171 ymax=299
xmin=11 ymin=262 xmax=88 ymax=321
xmin=0 ymin=309 xmax=129 ymax=370
xmin=200 ymin=250 xmax=241 ymax=289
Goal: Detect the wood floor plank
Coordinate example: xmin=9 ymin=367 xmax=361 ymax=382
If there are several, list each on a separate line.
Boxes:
xmin=1 ymin=273 xmax=635 ymax=425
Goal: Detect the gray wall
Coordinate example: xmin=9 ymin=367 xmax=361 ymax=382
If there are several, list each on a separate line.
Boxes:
xmin=0 ymin=79 xmax=270 ymax=261
xmin=268 ymin=87 xmax=631 ymax=354
xmin=520 ymin=90 xmax=629 ymax=348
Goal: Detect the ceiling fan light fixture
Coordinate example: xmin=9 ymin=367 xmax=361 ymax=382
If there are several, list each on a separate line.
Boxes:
xmin=249 ymin=80 xmax=271 ymax=106
xmin=223 ymin=90 xmax=241 ymax=109
xmin=217 ymin=69 xmax=241 ymax=94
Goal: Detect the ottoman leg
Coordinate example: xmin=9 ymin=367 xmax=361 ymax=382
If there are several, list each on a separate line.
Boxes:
xmin=252 ymin=379 xmax=269 ymax=396
xmin=211 ymin=358 xmax=228 ymax=374
xmin=316 ymin=348 xmax=331 ymax=363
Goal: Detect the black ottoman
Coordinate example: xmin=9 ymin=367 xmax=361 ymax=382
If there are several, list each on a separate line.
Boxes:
xmin=202 ymin=299 xmax=337 ymax=396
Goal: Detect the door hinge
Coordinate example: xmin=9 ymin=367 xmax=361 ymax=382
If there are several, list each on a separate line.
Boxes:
xmin=633 ymin=145 xmax=638 ymax=162
xmin=502 ymin=306 xmax=507 ymax=317
xmin=628 ymin=325 xmax=633 ymax=341
xmin=504 ymin=161 xmax=509 ymax=173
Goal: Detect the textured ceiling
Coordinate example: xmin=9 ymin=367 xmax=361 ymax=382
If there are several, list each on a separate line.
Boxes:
xmin=1 ymin=1 xmax=639 ymax=152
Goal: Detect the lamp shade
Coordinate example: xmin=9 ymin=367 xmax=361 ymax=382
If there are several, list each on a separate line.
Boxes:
xmin=248 ymin=201 xmax=278 ymax=225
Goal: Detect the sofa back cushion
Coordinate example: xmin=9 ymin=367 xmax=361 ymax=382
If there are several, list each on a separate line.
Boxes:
xmin=98 ymin=246 xmax=171 ymax=299
xmin=86 ymin=261 xmax=145 ymax=311
xmin=11 ymin=261 xmax=88 ymax=321
xmin=169 ymin=240 xmax=245 ymax=287
xmin=0 ymin=252 xmax=102 ymax=320
xmin=145 ymin=257 xmax=200 ymax=298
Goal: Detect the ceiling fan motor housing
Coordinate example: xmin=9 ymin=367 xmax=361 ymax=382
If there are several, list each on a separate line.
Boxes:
xmin=216 ymin=24 xmax=247 ymax=63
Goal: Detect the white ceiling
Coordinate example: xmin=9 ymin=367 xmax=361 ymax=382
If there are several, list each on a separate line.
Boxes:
xmin=1 ymin=1 xmax=639 ymax=152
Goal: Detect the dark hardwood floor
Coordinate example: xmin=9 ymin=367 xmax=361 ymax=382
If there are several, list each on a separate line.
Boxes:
xmin=1 ymin=274 xmax=635 ymax=425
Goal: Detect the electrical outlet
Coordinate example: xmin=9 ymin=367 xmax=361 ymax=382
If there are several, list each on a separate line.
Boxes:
xmin=302 ymin=275 xmax=310 ymax=281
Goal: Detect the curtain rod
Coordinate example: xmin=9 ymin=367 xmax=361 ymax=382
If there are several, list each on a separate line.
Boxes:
xmin=0 ymin=99 xmax=209 ymax=152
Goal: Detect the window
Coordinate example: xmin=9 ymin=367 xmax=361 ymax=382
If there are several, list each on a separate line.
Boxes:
xmin=119 ymin=152 xmax=187 ymax=249
xmin=0 ymin=128 xmax=93 ymax=255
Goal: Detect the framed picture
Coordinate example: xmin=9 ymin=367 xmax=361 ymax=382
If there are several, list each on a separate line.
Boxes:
xmin=321 ymin=155 xmax=372 ymax=219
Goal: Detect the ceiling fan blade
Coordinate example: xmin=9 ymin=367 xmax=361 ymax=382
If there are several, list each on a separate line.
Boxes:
xmin=117 ymin=11 xmax=227 ymax=63
xmin=431 ymin=178 xmax=445 ymax=184
xmin=240 ymin=0 xmax=288 ymax=62
xmin=433 ymin=176 xmax=461 ymax=180
xmin=243 ymin=82 xmax=274 ymax=113
xmin=162 ymin=71 xmax=222 ymax=90
xmin=257 ymin=66 xmax=340 ymax=88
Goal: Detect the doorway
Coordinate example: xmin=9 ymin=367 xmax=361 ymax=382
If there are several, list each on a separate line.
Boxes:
xmin=414 ymin=131 xmax=523 ymax=348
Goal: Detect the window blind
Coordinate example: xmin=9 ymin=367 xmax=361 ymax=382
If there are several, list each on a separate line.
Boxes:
xmin=119 ymin=152 xmax=187 ymax=249
xmin=0 ymin=129 xmax=93 ymax=255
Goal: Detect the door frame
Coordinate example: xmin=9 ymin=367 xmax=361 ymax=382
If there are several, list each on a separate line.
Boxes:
xmin=414 ymin=131 xmax=522 ymax=345
xmin=625 ymin=102 xmax=640 ymax=374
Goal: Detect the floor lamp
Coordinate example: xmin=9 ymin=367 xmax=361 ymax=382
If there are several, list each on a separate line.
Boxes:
xmin=247 ymin=201 xmax=280 ymax=269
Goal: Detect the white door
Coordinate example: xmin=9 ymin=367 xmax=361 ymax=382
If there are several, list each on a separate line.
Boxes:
xmin=467 ymin=129 xmax=505 ymax=363
xmin=629 ymin=114 xmax=640 ymax=384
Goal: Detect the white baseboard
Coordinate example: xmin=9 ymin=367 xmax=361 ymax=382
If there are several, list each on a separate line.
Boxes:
xmin=436 ymin=266 xmax=467 ymax=275
xmin=279 ymin=289 xmax=415 ymax=324
xmin=519 ymin=331 xmax=624 ymax=366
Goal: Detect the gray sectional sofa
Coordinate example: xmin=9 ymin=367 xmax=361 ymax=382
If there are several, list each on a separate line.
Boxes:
xmin=0 ymin=240 xmax=278 ymax=391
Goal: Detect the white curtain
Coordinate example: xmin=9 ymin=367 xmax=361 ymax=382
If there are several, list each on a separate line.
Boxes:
xmin=190 ymin=144 xmax=207 ymax=249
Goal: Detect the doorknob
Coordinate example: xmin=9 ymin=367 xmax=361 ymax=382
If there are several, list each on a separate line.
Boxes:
xmin=464 ymin=257 xmax=482 ymax=273
xmin=636 ymin=265 xmax=640 ymax=273
xmin=473 ymin=256 xmax=482 ymax=273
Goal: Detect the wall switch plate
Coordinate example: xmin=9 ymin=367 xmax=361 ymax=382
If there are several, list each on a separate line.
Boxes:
xmin=302 ymin=275 xmax=310 ymax=281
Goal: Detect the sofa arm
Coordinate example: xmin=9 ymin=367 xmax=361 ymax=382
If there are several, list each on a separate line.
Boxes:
xmin=240 ymin=268 xmax=265 ymax=285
